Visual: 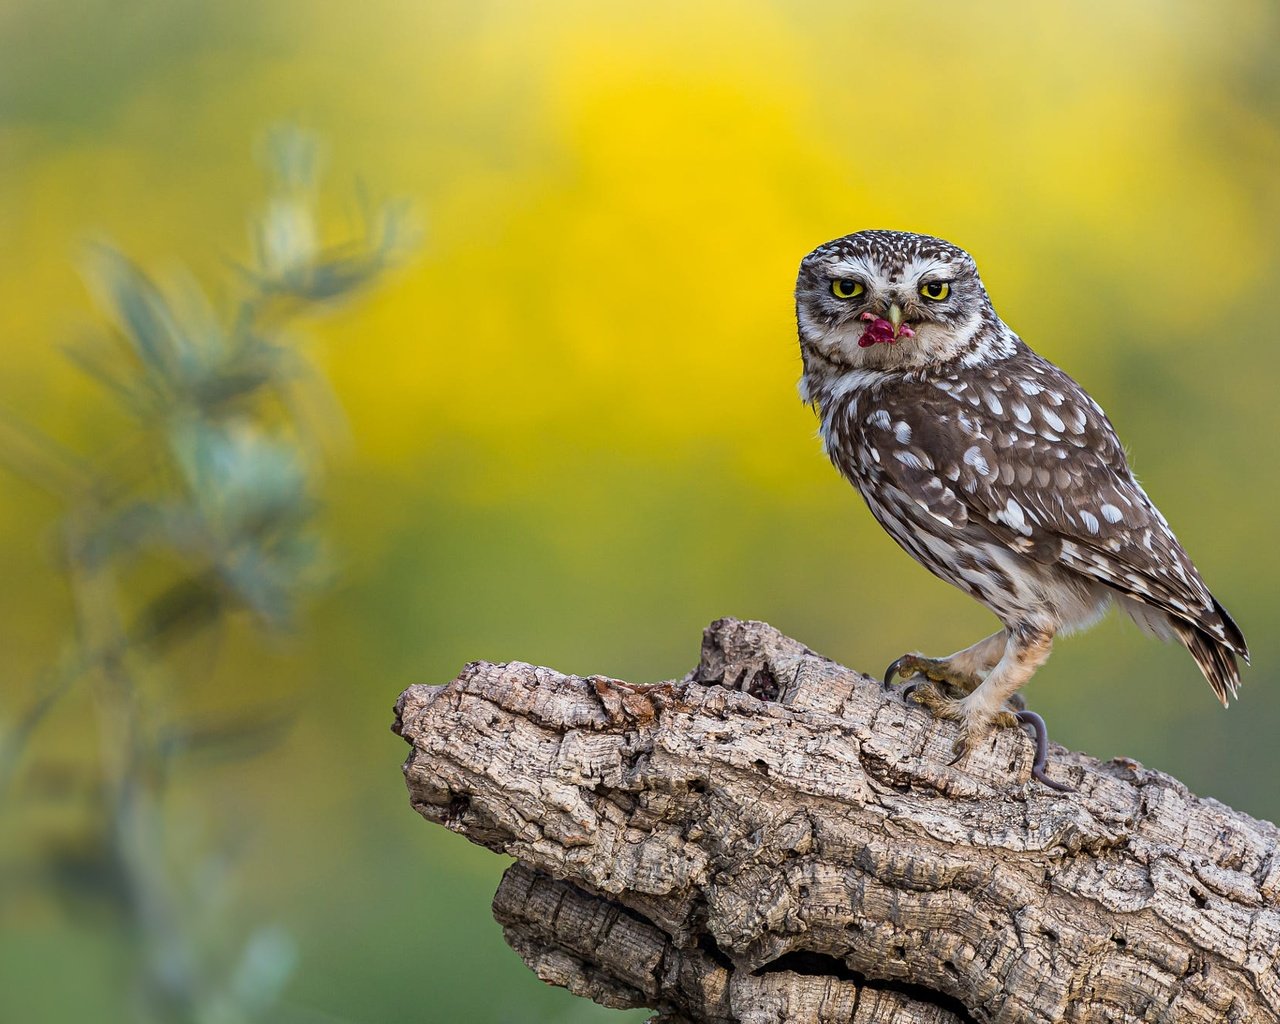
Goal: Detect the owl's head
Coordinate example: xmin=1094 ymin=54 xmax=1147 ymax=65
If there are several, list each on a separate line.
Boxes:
xmin=795 ymin=230 xmax=1005 ymax=382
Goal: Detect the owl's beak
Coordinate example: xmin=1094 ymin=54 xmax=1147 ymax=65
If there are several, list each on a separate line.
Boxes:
xmin=886 ymin=302 xmax=911 ymax=339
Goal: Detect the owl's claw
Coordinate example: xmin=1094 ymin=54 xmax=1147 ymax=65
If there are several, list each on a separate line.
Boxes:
xmin=1015 ymin=710 xmax=1075 ymax=793
xmin=901 ymin=678 xmax=965 ymax=719
xmin=899 ymin=678 xmax=925 ymax=702
xmin=902 ymin=680 xmax=1073 ymax=793
xmin=946 ymin=708 xmax=1020 ymax=763
xmin=883 ymin=656 xmax=909 ymax=689
xmin=884 ymin=653 xmax=981 ymax=697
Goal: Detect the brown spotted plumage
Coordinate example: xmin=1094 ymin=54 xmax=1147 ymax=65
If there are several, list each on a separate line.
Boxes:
xmin=795 ymin=230 xmax=1247 ymax=786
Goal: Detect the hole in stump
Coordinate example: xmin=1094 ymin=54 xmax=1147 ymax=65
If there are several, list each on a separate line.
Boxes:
xmin=754 ymin=950 xmax=859 ymax=983
xmin=696 ymin=932 xmax=735 ymax=972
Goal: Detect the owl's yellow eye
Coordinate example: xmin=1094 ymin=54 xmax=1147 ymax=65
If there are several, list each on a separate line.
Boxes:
xmin=920 ymin=281 xmax=950 ymax=301
xmin=831 ymin=278 xmax=864 ymax=299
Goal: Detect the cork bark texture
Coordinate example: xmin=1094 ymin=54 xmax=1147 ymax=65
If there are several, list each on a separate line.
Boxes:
xmin=393 ymin=618 xmax=1280 ymax=1023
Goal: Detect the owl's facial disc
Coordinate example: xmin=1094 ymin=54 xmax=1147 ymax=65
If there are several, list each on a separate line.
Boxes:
xmin=796 ymin=231 xmax=1007 ymax=383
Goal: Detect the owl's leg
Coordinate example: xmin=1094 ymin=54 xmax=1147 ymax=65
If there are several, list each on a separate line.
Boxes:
xmin=952 ymin=623 xmax=1054 ymax=744
xmin=884 ymin=629 xmax=1007 ymax=697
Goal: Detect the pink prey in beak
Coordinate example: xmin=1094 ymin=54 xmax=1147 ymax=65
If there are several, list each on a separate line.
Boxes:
xmin=858 ymin=304 xmax=914 ymax=348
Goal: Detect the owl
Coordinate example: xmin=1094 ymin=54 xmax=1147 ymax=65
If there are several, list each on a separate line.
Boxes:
xmin=795 ymin=230 xmax=1247 ymax=790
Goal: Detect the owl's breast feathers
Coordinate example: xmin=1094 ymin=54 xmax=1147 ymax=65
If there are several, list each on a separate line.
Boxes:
xmin=824 ymin=343 xmax=1248 ymax=678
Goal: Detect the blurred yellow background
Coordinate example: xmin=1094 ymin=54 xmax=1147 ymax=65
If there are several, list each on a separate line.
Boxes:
xmin=3 ymin=1 xmax=1278 ymax=1021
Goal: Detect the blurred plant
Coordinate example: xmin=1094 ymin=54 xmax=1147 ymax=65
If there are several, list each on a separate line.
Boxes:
xmin=0 ymin=126 xmax=412 ymax=1023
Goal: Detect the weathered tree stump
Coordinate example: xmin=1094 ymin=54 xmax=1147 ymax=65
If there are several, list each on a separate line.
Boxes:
xmin=392 ymin=618 xmax=1280 ymax=1023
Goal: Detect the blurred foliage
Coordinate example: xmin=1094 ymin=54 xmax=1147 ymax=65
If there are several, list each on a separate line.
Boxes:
xmin=1 ymin=1 xmax=1278 ymax=1022
xmin=0 ymin=126 xmax=410 ymax=1023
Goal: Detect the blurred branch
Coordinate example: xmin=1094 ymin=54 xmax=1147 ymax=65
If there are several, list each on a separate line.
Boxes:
xmin=395 ymin=618 xmax=1280 ymax=1024
xmin=0 ymin=645 xmax=87 ymax=797
xmin=0 ymin=407 xmax=93 ymax=498
xmin=2 ymin=125 xmax=413 ymax=1024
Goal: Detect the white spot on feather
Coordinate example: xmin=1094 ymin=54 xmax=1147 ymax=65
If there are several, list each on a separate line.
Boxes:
xmin=985 ymin=393 xmax=1004 ymax=415
xmin=962 ymin=446 xmax=989 ymax=475
xmin=1041 ymin=408 xmax=1066 ymax=432
xmin=894 ymin=421 xmax=912 ymax=444
xmin=998 ymin=498 xmax=1030 ymax=535
xmin=1100 ymin=503 xmax=1123 ymax=524
xmin=868 ymin=409 xmax=891 ymax=430
xmin=1079 ymin=510 xmax=1100 ymax=534
xmin=1012 ymin=401 xmax=1031 ymax=423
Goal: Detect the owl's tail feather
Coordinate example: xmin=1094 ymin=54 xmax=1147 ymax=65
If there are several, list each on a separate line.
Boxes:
xmin=1173 ymin=618 xmax=1242 ymax=708
xmin=1211 ymin=596 xmax=1250 ymax=663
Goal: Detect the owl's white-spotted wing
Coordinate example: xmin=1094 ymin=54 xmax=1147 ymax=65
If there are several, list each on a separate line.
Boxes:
xmin=841 ymin=352 xmax=1247 ymax=660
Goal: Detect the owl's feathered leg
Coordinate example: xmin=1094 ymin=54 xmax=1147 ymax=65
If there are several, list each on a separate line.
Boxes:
xmin=953 ymin=623 xmax=1053 ymax=740
xmin=884 ymin=629 xmax=1007 ymax=696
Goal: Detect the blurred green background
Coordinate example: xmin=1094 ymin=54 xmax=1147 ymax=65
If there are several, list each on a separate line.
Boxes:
xmin=2 ymin=1 xmax=1278 ymax=1021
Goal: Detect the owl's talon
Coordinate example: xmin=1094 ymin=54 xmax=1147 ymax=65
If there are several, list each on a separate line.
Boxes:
xmin=1015 ymin=710 xmax=1075 ymax=793
xmin=991 ymin=709 xmax=1020 ymax=730
xmin=947 ymin=734 xmax=972 ymax=765
xmin=901 ymin=677 xmax=963 ymax=712
xmin=883 ymin=655 xmax=918 ymax=689
xmin=883 ymin=653 xmax=981 ymax=696
xmin=913 ymin=697 xmax=1072 ymax=791
xmin=903 ymin=678 xmax=966 ymax=722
